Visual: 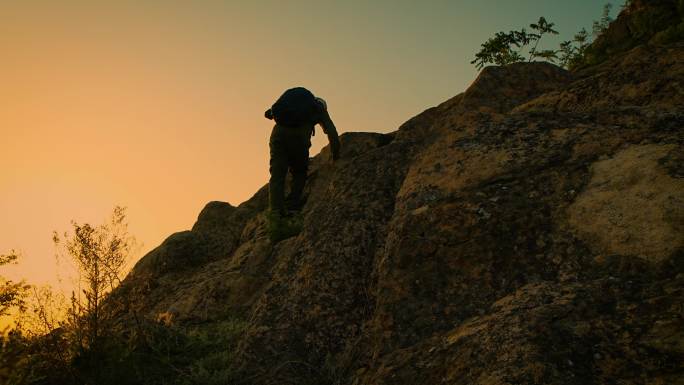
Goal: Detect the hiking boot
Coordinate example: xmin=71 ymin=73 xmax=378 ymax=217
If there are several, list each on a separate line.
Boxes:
xmin=267 ymin=211 xmax=303 ymax=243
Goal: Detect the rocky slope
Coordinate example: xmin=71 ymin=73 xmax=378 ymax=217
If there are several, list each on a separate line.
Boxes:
xmin=116 ymin=6 xmax=683 ymax=385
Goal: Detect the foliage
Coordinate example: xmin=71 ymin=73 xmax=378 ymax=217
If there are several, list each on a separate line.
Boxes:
xmin=0 ymin=252 xmax=72 ymax=385
xmin=558 ymin=28 xmax=590 ymax=69
xmin=474 ymin=0 xmax=684 ymax=71
xmin=1 ymin=207 xmax=142 ymax=384
xmin=0 ymin=252 xmax=29 ymax=320
xmin=69 ymin=317 xmax=247 ymax=385
xmin=471 ymin=3 xmax=619 ymax=70
xmin=563 ymin=4 xmax=613 ymax=69
xmin=52 ymin=206 xmax=136 ymax=355
xmin=18 ymin=286 xmax=67 ymax=338
xmin=527 ymin=17 xmax=561 ymax=62
xmin=2 ymin=206 xmax=247 ymax=385
xmin=579 ymin=0 xmax=684 ymax=68
xmin=593 ymin=3 xmax=615 ymax=38
xmin=2 ymin=316 xmax=246 ymax=385
xmin=470 ymin=31 xmax=525 ymax=69
xmin=178 ymin=319 xmax=247 ymax=385
xmin=470 ymin=17 xmax=558 ymax=69
xmin=0 ymin=330 xmax=35 ymax=385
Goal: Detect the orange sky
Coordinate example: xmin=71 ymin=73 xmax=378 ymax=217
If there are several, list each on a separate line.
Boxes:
xmin=0 ymin=1 xmax=619 ymax=291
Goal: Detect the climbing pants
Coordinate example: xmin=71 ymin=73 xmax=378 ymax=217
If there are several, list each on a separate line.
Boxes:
xmin=269 ymin=124 xmax=311 ymax=214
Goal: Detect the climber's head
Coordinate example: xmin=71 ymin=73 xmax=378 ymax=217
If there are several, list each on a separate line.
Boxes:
xmin=315 ymin=97 xmax=327 ymax=111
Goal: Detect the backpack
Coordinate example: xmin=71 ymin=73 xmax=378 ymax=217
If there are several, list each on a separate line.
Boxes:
xmin=271 ymin=87 xmax=318 ymax=127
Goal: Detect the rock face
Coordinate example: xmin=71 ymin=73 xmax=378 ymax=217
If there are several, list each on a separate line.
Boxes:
xmin=118 ymin=11 xmax=684 ymax=385
xmin=582 ymin=0 xmax=684 ymax=67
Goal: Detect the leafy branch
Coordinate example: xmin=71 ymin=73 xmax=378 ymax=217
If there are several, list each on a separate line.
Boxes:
xmin=558 ymin=28 xmax=590 ymax=69
xmin=471 ymin=17 xmax=558 ymax=69
xmin=471 ymin=3 xmax=615 ymax=70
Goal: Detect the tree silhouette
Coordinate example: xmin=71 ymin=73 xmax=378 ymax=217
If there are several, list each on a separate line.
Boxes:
xmin=53 ymin=206 xmax=136 ymax=355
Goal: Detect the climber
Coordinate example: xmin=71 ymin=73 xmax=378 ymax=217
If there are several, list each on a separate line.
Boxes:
xmin=264 ymin=87 xmax=340 ymax=241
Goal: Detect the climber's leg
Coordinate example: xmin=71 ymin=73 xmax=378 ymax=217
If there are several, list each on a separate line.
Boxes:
xmin=269 ymin=134 xmax=289 ymax=216
xmin=286 ymin=141 xmax=310 ymax=211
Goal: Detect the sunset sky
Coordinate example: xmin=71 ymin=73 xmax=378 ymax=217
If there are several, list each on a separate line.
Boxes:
xmin=1 ymin=1 xmax=622 ymax=290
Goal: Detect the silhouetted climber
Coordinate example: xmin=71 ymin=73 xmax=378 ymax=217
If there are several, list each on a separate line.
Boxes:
xmin=265 ymin=87 xmax=340 ymax=241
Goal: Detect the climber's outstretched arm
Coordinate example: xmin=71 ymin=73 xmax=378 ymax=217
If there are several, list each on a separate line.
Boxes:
xmin=319 ymin=110 xmax=340 ymax=161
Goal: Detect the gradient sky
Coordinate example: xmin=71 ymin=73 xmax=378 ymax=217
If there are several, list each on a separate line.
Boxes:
xmin=1 ymin=0 xmax=623 ymax=289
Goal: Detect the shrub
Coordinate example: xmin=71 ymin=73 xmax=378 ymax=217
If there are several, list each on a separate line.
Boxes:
xmin=472 ymin=4 xmax=617 ymax=70
xmin=471 ymin=17 xmax=559 ymax=69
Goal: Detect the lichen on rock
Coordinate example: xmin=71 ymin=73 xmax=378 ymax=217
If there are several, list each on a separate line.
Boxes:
xmin=567 ymin=144 xmax=684 ymax=262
